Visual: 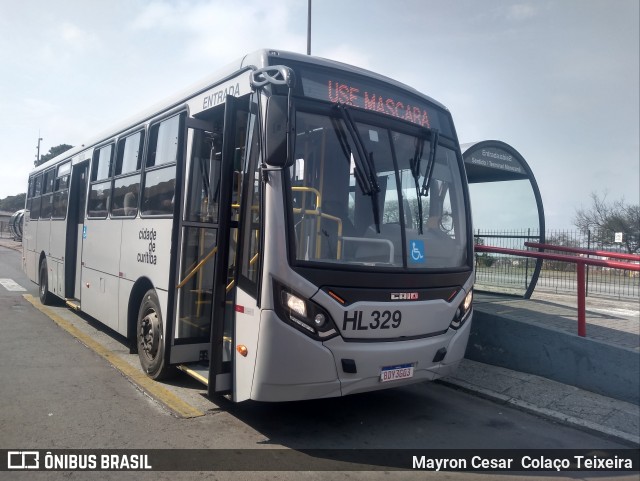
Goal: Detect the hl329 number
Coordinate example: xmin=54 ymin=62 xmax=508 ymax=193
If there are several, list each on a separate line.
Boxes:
xmin=342 ymin=310 xmax=402 ymax=331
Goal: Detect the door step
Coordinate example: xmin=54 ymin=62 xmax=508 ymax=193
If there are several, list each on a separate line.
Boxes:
xmin=178 ymin=363 xmax=210 ymax=386
xmin=65 ymin=298 xmax=81 ymax=310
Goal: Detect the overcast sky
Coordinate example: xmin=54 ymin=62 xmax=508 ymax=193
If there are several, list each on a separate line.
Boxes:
xmin=0 ymin=0 xmax=638 ymax=229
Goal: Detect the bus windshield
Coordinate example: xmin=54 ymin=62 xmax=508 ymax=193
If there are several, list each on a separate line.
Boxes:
xmin=288 ymin=105 xmax=468 ymax=270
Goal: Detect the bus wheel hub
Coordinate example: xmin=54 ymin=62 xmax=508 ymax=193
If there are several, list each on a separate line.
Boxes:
xmin=140 ymin=312 xmax=160 ymax=357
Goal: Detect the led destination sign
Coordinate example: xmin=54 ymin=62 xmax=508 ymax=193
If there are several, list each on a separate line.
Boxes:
xmin=295 ymin=65 xmax=454 ymax=137
xmin=466 ymin=147 xmax=525 ymax=175
xmin=327 ymin=80 xmax=432 ymax=128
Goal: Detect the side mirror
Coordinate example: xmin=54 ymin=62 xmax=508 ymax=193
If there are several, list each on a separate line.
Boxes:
xmin=264 ymin=95 xmax=294 ymax=167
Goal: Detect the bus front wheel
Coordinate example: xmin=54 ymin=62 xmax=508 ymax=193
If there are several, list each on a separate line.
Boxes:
xmin=39 ymin=259 xmax=54 ymax=305
xmin=137 ymin=289 xmax=173 ymax=380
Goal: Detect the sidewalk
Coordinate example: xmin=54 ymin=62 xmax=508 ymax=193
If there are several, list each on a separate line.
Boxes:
xmin=453 ymin=291 xmax=639 ymax=447
xmin=441 ymin=359 xmax=639 ymax=446
xmin=0 ymin=236 xmax=22 ymax=252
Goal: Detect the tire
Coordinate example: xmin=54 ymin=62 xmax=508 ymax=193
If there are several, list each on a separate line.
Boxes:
xmin=137 ymin=289 xmax=173 ymax=380
xmin=39 ymin=259 xmax=54 ymax=305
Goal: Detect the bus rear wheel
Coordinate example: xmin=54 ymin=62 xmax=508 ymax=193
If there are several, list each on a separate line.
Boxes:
xmin=137 ymin=289 xmax=173 ymax=380
xmin=39 ymin=259 xmax=54 ymax=305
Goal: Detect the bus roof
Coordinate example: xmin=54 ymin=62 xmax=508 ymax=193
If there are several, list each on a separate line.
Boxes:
xmin=30 ymin=49 xmax=448 ymax=174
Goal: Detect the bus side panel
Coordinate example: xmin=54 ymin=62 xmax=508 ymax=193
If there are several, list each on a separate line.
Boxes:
xmin=35 ymin=219 xmax=51 ymax=261
xmin=24 ymin=240 xmax=38 ymax=283
xmin=233 ymin=288 xmax=261 ymax=402
xmin=155 ymin=289 xmax=169 ymax=343
xmin=23 ymin=214 xmax=38 ymax=282
xmin=119 ymin=219 xmax=172 ymax=293
xmin=80 ymin=268 xmax=119 ymax=331
xmin=119 ymin=219 xmax=172 ymax=338
xmin=49 ymin=220 xmax=67 ymax=294
xmin=82 ymin=219 xmax=122 ymax=276
xmin=80 ymin=219 xmax=122 ymax=331
xmin=46 ymin=258 xmax=61 ymax=298
xmin=25 ymin=250 xmax=38 ymax=283
xmin=115 ymin=278 xmax=168 ymax=340
xmin=117 ymin=278 xmax=133 ymax=337
xmin=49 ymin=220 xmax=67 ymax=261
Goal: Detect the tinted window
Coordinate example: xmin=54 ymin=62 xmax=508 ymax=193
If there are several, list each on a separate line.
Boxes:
xmin=116 ymin=131 xmax=144 ymax=175
xmin=31 ymin=174 xmax=42 ymax=219
xmin=146 ymin=115 xmax=180 ymax=168
xmin=88 ymin=145 xmax=114 ymax=218
xmin=111 ymin=175 xmax=140 ymax=217
xmin=87 ymin=181 xmax=111 ymax=218
xmin=91 ymin=145 xmax=113 ymax=181
xmin=52 ymin=161 xmax=71 ymax=219
xmin=141 ymin=166 xmax=175 ymax=215
xmin=40 ymin=169 xmax=55 ymax=218
xmin=142 ymin=114 xmax=182 ymax=216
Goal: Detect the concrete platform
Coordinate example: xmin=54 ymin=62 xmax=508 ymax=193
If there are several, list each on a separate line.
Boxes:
xmin=467 ymin=293 xmax=639 ymax=405
xmin=457 ymin=291 xmax=639 ymax=446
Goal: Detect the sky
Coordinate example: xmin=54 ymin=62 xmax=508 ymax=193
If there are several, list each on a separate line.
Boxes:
xmin=0 ymin=0 xmax=638 ymax=229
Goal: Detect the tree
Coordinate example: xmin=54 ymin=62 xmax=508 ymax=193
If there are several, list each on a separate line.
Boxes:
xmin=544 ymin=231 xmax=582 ymax=271
xmin=0 ymin=193 xmax=26 ymax=212
xmin=574 ymin=192 xmax=640 ymax=254
xmin=474 ymin=237 xmax=496 ymax=267
xmin=36 ymin=144 xmax=74 ymax=166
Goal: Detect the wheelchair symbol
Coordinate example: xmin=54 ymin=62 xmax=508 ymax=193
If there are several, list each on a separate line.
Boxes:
xmin=409 ymin=240 xmax=425 ymax=263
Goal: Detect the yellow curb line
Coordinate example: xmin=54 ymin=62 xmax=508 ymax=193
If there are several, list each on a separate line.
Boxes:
xmin=24 ymin=294 xmax=204 ymax=419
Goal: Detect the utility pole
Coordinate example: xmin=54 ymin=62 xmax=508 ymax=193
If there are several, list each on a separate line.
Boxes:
xmin=35 ymin=132 xmax=43 ymax=166
xmin=307 ymin=0 xmax=311 ymax=55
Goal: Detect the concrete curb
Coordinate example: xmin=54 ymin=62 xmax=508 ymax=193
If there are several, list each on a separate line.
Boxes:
xmin=0 ymin=238 xmax=22 ymax=252
xmin=438 ymin=377 xmax=640 ymax=447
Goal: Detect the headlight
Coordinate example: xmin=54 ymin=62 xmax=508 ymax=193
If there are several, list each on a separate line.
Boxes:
xmin=284 ymin=291 xmax=307 ymax=317
xmin=463 ymin=289 xmax=473 ymax=311
xmin=450 ymin=288 xmax=473 ymax=330
xmin=274 ymin=280 xmax=338 ymax=340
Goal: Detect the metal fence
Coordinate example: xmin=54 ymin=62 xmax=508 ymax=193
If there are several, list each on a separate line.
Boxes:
xmin=474 ymin=229 xmax=640 ymax=299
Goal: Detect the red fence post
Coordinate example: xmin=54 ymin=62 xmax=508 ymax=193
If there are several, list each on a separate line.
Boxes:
xmin=475 ymin=243 xmax=639 ymax=337
xmin=576 ymin=262 xmax=586 ymax=337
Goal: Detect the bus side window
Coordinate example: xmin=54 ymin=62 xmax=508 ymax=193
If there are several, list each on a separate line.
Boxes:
xmin=141 ymin=114 xmax=181 ymax=216
xmin=40 ymin=168 xmax=55 ymax=219
xmin=26 ymin=176 xmax=33 ymax=214
xmin=88 ymin=144 xmax=114 ymax=218
xmin=30 ymin=174 xmax=42 ymax=219
xmin=112 ymin=131 xmax=143 ymax=218
xmin=52 ymin=161 xmax=71 ymax=219
xmin=239 ymin=120 xmax=261 ymax=293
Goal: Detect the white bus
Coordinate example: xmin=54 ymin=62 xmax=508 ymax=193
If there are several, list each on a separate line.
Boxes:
xmin=23 ymin=49 xmax=474 ymax=402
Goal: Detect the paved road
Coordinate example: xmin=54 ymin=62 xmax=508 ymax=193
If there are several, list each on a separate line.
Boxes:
xmin=0 ymin=245 xmax=634 ymax=480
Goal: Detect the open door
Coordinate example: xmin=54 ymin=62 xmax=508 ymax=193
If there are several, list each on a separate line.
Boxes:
xmin=171 ymin=94 xmax=250 ymax=397
xmin=65 ymin=161 xmax=88 ymax=305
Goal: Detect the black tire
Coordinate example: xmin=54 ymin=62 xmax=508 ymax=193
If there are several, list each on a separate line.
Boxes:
xmin=137 ymin=289 xmax=173 ymax=380
xmin=39 ymin=259 xmax=54 ymax=305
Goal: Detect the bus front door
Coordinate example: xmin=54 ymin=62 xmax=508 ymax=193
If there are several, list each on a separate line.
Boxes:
xmin=65 ymin=161 xmax=88 ymax=304
xmin=172 ymin=95 xmax=250 ymax=397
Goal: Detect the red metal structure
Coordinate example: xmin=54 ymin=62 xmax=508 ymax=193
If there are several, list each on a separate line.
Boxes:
xmin=475 ymin=243 xmax=640 ymax=337
xmin=524 ymin=241 xmax=640 ymax=261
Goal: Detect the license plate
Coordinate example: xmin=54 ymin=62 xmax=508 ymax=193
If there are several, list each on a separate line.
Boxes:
xmin=380 ymin=364 xmax=414 ymax=383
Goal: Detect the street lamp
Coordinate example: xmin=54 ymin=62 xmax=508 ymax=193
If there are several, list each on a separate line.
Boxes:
xmin=35 ymin=133 xmax=43 ymax=166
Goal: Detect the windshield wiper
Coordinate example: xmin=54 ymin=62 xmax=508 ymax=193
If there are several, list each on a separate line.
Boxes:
xmin=421 ymin=129 xmax=439 ymax=197
xmin=335 ymin=105 xmax=382 ymax=233
xmin=411 ymin=133 xmax=426 ymax=234
xmin=340 ymin=107 xmax=380 ymax=194
xmin=330 ymin=115 xmax=371 ymax=196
